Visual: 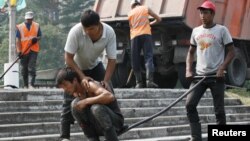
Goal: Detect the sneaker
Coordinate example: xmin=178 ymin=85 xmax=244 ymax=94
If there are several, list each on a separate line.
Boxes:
xmin=29 ymin=85 xmax=35 ymax=89
xmin=146 ymin=81 xmax=158 ymax=88
xmin=61 ymin=139 xmax=70 ymax=141
xmin=135 ymin=82 xmax=144 ymax=88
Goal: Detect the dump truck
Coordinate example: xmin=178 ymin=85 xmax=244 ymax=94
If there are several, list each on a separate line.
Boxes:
xmin=93 ymin=0 xmax=250 ymax=88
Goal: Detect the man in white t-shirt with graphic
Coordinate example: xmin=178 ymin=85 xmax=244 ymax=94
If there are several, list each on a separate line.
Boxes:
xmin=185 ymin=1 xmax=235 ymax=141
xmin=60 ymin=9 xmax=117 ymax=141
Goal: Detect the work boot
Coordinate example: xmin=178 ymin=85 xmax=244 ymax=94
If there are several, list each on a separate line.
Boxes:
xmin=29 ymin=75 xmax=36 ymax=87
xmin=189 ymin=122 xmax=202 ymax=141
xmin=29 ymin=84 xmax=35 ymax=89
xmin=23 ymin=75 xmax=28 ymax=88
xmin=61 ymin=139 xmax=70 ymax=141
xmin=134 ymin=71 xmax=143 ymax=88
xmin=146 ymin=72 xmax=158 ymax=88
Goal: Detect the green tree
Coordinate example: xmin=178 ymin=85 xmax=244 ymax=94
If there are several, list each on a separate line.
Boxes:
xmin=0 ymin=0 xmax=95 ymax=76
xmin=37 ymin=24 xmax=66 ymax=70
xmin=59 ymin=0 xmax=94 ymax=31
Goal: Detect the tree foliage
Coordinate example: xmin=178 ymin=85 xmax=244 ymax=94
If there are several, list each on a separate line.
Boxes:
xmin=0 ymin=0 xmax=95 ymax=76
xmin=59 ymin=0 xmax=94 ymax=31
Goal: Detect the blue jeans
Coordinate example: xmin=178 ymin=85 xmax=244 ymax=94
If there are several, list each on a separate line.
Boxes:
xmin=131 ymin=34 xmax=155 ymax=73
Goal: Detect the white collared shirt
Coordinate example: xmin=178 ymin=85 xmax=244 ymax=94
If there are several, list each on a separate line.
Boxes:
xmin=65 ymin=22 xmax=117 ymax=70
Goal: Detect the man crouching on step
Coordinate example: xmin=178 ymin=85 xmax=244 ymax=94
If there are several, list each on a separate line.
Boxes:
xmin=56 ymin=67 xmax=124 ymax=141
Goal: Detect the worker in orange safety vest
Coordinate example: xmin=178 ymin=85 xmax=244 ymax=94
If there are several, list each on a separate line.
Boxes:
xmin=16 ymin=11 xmax=42 ymax=89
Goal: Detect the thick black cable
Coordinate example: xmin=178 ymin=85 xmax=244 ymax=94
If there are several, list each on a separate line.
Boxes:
xmin=118 ymin=76 xmax=215 ymax=135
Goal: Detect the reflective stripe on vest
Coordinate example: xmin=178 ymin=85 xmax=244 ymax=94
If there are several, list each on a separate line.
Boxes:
xmin=17 ymin=22 xmax=40 ymax=54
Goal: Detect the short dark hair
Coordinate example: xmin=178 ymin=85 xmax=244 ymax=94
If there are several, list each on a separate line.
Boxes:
xmin=132 ymin=2 xmax=141 ymax=8
xmin=55 ymin=67 xmax=80 ymax=87
xmin=81 ymin=9 xmax=100 ymax=27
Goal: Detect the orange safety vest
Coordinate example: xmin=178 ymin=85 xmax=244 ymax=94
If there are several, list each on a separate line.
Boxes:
xmin=128 ymin=5 xmax=151 ymax=39
xmin=17 ymin=21 xmax=40 ymax=54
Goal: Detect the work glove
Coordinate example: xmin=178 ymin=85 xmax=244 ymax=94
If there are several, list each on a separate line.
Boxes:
xmin=31 ymin=37 xmax=38 ymax=44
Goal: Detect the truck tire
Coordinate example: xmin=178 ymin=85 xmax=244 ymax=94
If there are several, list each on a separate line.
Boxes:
xmin=226 ymin=48 xmax=247 ymax=87
xmin=154 ymin=71 xmax=178 ymax=88
xmin=111 ymin=55 xmax=135 ymax=88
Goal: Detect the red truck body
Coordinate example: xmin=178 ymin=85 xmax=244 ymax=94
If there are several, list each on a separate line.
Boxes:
xmin=94 ymin=0 xmax=250 ymax=88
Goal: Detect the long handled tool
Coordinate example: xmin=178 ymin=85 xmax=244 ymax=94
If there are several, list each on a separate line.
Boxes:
xmin=0 ymin=85 xmax=18 ymax=89
xmin=0 ymin=43 xmax=32 ymax=80
xmin=119 ymin=75 xmax=217 ymax=135
xmin=125 ymin=69 xmax=133 ymax=86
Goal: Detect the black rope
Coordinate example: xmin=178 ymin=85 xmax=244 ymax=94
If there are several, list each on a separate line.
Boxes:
xmin=0 ymin=42 xmax=32 ymax=79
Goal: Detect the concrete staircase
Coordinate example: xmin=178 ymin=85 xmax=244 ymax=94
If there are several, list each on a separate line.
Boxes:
xmin=0 ymin=89 xmax=250 ymax=141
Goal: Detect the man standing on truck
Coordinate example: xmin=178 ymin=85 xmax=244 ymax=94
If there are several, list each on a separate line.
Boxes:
xmin=128 ymin=0 xmax=161 ymax=88
xmin=59 ymin=10 xmax=117 ymax=141
xmin=185 ymin=1 xmax=235 ymax=141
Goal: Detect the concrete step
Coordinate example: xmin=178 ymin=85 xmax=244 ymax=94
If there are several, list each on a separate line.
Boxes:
xmin=0 ymin=89 xmax=215 ymax=101
xmin=0 ymin=89 xmax=249 ymax=141
xmin=0 ymin=98 xmax=242 ymax=112
xmin=0 ymin=122 xmax=248 ymax=141
xmin=115 ymin=89 xmax=213 ymax=99
xmin=121 ymin=133 xmax=208 ymax=141
xmin=1 ymin=106 xmax=250 ymax=124
xmin=121 ymin=134 xmax=207 ymax=141
xmin=121 ymin=105 xmax=250 ymax=118
xmin=118 ymin=98 xmax=241 ymax=108
xmin=0 ymin=113 xmax=249 ymax=138
xmin=0 ymin=89 xmax=63 ymax=101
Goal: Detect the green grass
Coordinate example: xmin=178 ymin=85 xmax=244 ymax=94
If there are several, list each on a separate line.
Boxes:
xmin=226 ymin=88 xmax=250 ymax=106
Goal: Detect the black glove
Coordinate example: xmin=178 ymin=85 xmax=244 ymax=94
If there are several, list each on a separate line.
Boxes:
xmin=31 ymin=37 xmax=38 ymax=44
xmin=17 ymin=52 xmax=23 ymax=58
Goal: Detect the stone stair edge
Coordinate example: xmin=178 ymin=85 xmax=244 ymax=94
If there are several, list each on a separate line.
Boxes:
xmin=0 ymin=121 xmax=249 ymax=141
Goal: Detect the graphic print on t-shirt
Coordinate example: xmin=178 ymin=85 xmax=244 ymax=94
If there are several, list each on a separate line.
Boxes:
xmin=197 ymin=33 xmax=216 ymax=50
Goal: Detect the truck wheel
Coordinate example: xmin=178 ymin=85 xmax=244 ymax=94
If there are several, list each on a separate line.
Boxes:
xmin=111 ymin=59 xmax=134 ymax=88
xmin=226 ymin=48 xmax=247 ymax=87
xmin=154 ymin=71 xmax=178 ymax=88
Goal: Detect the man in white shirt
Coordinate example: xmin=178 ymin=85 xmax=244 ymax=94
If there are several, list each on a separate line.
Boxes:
xmin=60 ymin=9 xmax=117 ymax=141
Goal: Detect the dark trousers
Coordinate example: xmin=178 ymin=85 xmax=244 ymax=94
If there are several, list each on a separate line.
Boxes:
xmin=60 ymin=62 xmax=106 ymax=139
xmin=71 ymin=99 xmax=123 ymax=141
xmin=20 ymin=50 xmax=38 ymax=87
xmin=185 ymin=77 xmax=226 ymax=140
xmin=131 ymin=34 xmax=155 ymax=73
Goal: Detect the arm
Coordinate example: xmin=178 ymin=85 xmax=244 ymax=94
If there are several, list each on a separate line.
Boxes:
xmin=102 ymin=27 xmax=117 ymax=86
xmin=104 ymin=59 xmax=116 ymax=82
xmin=186 ymin=46 xmax=196 ymax=78
xmin=75 ymin=81 xmax=115 ymax=110
xmin=16 ymin=28 xmax=22 ymax=53
xmin=36 ymin=26 xmax=42 ymax=41
xmin=87 ymin=81 xmax=115 ymax=104
xmin=65 ymin=52 xmax=92 ymax=84
xmin=148 ymin=8 xmax=161 ymax=26
xmin=217 ymin=45 xmax=235 ymax=77
xmin=16 ymin=38 xmax=22 ymax=53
